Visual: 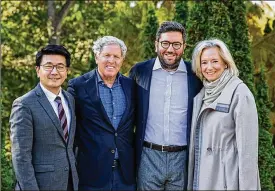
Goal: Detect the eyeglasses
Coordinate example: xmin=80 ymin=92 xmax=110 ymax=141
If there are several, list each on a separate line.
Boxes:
xmin=40 ymin=64 xmax=67 ymax=72
xmin=159 ymin=41 xmax=183 ymax=50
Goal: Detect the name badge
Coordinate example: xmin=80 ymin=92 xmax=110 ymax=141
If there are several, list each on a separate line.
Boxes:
xmin=215 ymin=103 xmax=230 ymax=113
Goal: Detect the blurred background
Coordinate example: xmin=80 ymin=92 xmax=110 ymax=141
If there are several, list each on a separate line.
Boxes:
xmin=1 ymin=1 xmax=275 ymax=190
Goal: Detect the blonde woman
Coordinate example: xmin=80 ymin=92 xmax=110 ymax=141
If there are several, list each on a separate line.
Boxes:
xmin=187 ymin=39 xmax=261 ymax=190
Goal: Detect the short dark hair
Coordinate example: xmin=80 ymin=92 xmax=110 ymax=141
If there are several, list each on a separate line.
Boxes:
xmin=156 ymin=21 xmax=186 ymax=42
xmin=36 ymin=44 xmax=71 ymax=67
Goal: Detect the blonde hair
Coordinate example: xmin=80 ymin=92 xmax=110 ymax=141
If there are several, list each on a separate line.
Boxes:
xmin=191 ymin=39 xmax=239 ymax=80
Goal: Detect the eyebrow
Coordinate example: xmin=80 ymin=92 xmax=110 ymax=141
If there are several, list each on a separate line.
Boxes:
xmin=200 ymin=59 xmax=219 ymax=62
xmin=44 ymin=62 xmax=66 ymax=65
xmin=161 ymin=40 xmax=183 ymax=43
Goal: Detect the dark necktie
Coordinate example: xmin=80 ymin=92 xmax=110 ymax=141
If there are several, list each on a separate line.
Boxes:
xmin=55 ymin=96 xmax=68 ymax=142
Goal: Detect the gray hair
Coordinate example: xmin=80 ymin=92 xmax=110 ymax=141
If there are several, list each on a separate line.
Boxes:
xmin=192 ymin=39 xmax=239 ymax=80
xmin=92 ymin=36 xmax=127 ymax=58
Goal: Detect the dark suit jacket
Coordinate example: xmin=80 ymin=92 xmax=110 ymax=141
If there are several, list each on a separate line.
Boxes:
xmin=67 ymin=69 xmax=136 ymax=187
xmin=129 ymin=58 xmax=202 ymax=168
xmin=10 ymin=84 xmax=78 ymax=190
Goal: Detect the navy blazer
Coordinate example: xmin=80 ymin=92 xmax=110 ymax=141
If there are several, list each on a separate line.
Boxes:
xmin=68 ymin=69 xmax=136 ymax=187
xmin=129 ymin=58 xmax=202 ymax=168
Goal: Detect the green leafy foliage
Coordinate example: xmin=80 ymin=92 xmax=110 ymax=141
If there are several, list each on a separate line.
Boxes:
xmin=186 ymin=1 xmax=231 ymax=60
xmin=256 ymin=66 xmax=274 ymax=131
xmin=174 ymin=1 xmax=188 ymax=28
xmin=1 ymin=147 xmax=16 ymax=190
xmin=205 ymin=1 xmax=231 ymax=46
xmin=258 ymin=128 xmax=275 ymax=191
xmin=226 ymin=0 xmax=255 ymax=95
xmin=186 ymin=1 xmax=209 ymax=60
xmin=98 ymin=1 xmax=144 ymax=74
xmin=256 ymin=66 xmax=275 ymax=190
xmin=140 ymin=5 xmax=158 ymax=60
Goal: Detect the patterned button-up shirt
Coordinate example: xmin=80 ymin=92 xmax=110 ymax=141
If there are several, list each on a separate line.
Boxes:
xmin=144 ymin=57 xmax=189 ymax=146
xmin=96 ymin=70 xmax=126 ymax=158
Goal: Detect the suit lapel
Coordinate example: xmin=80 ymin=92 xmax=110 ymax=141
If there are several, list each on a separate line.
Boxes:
xmin=117 ymin=77 xmax=130 ymax=128
xmin=84 ymin=70 xmax=113 ymax=127
xmin=35 ymin=84 xmax=66 ymax=143
xmin=186 ymin=62 xmax=193 ymax=112
xmin=186 ymin=62 xmax=196 ymax=145
xmin=142 ymin=59 xmax=155 ymax=122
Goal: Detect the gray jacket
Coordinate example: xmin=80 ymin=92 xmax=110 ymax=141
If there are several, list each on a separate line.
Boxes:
xmin=187 ymin=76 xmax=260 ymax=190
xmin=10 ymin=84 xmax=79 ymax=190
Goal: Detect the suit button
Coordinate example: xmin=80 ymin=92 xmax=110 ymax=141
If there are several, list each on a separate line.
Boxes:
xmin=115 ymin=133 xmax=118 ymax=136
xmin=111 ymin=149 xmax=115 ymax=154
xmin=64 ymin=167 xmax=69 ymax=171
xmin=207 ymin=147 xmax=212 ymax=152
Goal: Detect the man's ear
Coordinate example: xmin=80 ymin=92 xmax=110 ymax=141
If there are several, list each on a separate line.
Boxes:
xmin=35 ymin=66 xmax=40 ymax=77
xmin=66 ymin=67 xmax=71 ymax=74
xmin=183 ymin=43 xmax=187 ymax=50
xmin=94 ymin=54 xmax=99 ymax=65
xmin=155 ymin=41 xmax=158 ymax=53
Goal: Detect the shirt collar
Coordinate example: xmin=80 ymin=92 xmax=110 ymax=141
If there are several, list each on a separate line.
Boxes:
xmin=96 ymin=68 xmax=121 ymax=85
xmin=153 ymin=57 xmax=187 ymax=73
xmin=40 ymin=82 xmax=63 ymax=102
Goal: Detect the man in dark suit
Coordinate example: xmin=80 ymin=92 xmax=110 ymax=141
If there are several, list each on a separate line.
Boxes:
xmin=129 ymin=21 xmax=202 ymax=190
xmin=68 ymin=36 xmax=136 ymax=191
xmin=10 ymin=45 xmax=78 ymax=190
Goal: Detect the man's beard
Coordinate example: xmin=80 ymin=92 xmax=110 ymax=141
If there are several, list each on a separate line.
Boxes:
xmin=158 ymin=53 xmax=182 ymax=71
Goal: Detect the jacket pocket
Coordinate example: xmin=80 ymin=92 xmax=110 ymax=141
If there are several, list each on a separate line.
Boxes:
xmin=34 ymin=164 xmax=54 ymax=172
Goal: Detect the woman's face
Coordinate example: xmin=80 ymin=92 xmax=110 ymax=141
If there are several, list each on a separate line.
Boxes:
xmin=200 ymin=47 xmax=227 ymax=82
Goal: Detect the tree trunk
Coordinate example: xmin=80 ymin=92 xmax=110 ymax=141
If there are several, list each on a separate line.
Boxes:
xmin=47 ymin=0 xmax=74 ymax=44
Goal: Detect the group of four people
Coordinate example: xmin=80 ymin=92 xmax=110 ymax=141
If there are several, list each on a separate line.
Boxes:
xmin=10 ymin=21 xmax=260 ymax=191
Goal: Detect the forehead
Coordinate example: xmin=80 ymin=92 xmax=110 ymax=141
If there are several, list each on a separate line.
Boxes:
xmin=101 ymin=44 xmax=122 ymax=55
xmin=201 ymin=47 xmax=221 ymax=59
xmin=159 ymin=31 xmax=183 ymax=42
xmin=41 ymin=54 xmax=66 ymax=64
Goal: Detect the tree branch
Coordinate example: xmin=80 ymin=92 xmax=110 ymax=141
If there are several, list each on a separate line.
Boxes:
xmin=47 ymin=1 xmax=55 ymax=25
xmin=47 ymin=1 xmax=56 ymax=44
xmin=55 ymin=0 xmax=74 ymax=32
xmin=252 ymin=31 xmax=275 ymax=48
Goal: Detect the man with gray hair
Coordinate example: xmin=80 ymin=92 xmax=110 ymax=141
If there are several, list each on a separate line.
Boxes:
xmin=68 ymin=36 xmax=136 ymax=190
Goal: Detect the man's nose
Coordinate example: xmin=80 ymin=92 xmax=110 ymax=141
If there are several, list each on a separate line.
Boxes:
xmin=166 ymin=44 xmax=175 ymax=52
xmin=107 ymin=56 xmax=115 ymax=62
xmin=50 ymin=66 xmax=58 ymax=74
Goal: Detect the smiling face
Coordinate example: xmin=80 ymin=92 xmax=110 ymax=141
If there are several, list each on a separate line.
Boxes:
xmin=95 ymin=44 xmax=123 ymax=83
xmin=36 ymin=54 xmax=68 ymax=95
xmin=155 ymin=31 xmax=186 ymax=67
xmin=200 ymin=47 xmax=227 ymax=82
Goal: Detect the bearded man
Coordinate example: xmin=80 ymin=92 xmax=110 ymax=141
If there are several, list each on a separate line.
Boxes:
xmin=129 ymin=21 xmax=202 ymax=191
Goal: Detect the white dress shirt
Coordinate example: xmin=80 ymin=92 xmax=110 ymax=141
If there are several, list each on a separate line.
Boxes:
xmin=40 ymin=83 xmax=71 ymax=132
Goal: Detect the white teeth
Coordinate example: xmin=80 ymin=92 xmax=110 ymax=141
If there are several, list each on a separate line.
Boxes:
xmin=106 ymin=66 xmax=114 ymax=69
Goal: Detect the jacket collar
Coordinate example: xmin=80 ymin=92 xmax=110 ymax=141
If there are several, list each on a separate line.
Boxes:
xmin=83 ymin=69 xmax=131 ymax=131
xmin=194 ymin=76 xmax=243 ymax=113
xmin=153 ymin=57 xmax=187 ymax=73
